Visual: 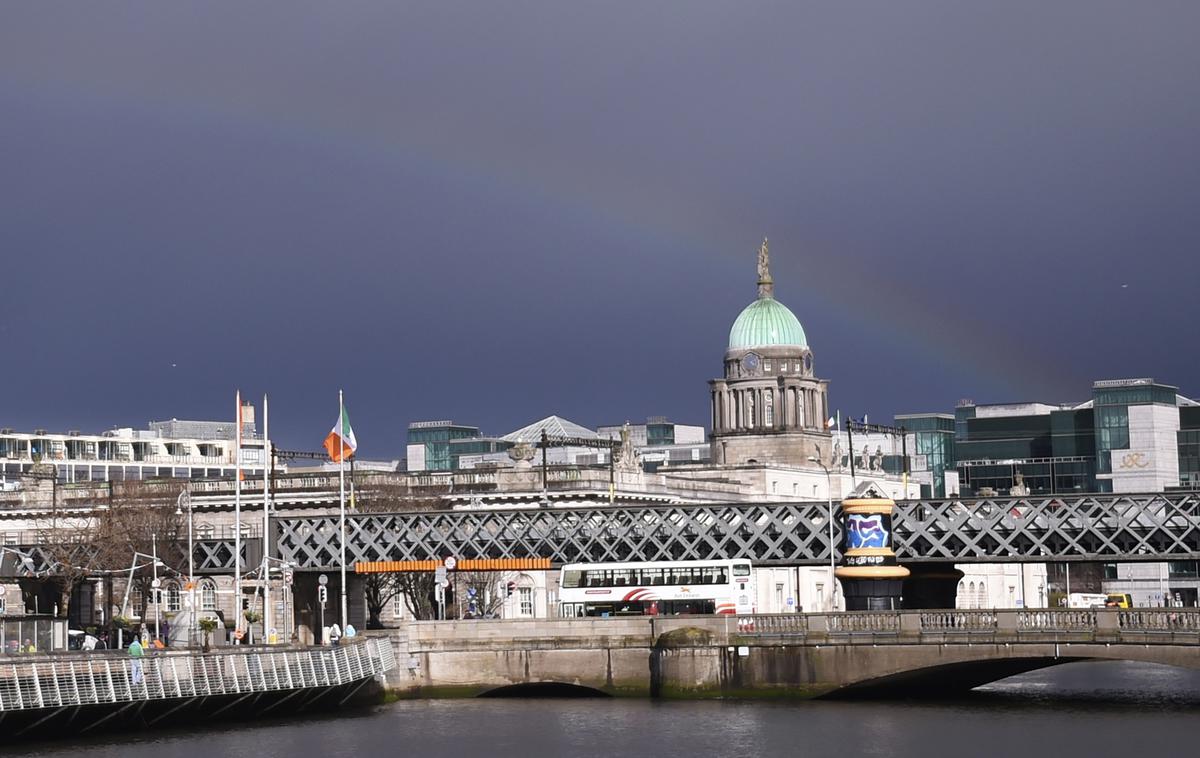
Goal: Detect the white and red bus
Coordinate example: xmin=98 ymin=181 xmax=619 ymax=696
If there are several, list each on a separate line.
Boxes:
xmin=558 ymin=559 xmax=755 ymax=617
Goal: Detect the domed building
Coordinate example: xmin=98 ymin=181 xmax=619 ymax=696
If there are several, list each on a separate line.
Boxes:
xmin=709 ymin=240 xmax=831 ymax=466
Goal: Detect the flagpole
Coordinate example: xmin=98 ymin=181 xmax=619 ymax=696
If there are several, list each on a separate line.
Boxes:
xmin=338 ymin=389 xmax=348 ymax=631
xmin=262 ymin=393 xmax=271 ymax=644
xmin=234 ymin=390 xmax=243 ymax=642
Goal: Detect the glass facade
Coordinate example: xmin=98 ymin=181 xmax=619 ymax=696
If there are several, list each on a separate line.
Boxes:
xmin=407 ymin=422 xmax=482 ymax=472
xmin=1179 ymin=430 xmax=1200 ymax=489
xmin=896 ymin=414 xmax=955 ymax=498
xmin=953 ymin=406 xmax=1097 ymax=496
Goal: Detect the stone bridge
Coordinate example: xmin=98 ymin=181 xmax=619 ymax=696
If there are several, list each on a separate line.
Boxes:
xmin=382 ymin=609 xmax=1200 ymax=699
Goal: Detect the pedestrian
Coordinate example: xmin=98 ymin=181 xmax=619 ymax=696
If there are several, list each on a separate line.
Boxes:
xmin=82 ymin=633 xmax=99 ymax=651
xmin=23 ymin=638 xmax=35 ymax=653
xmin=129 ymin=637 xmax=145 ymax=685
xmin=344 ymin=623 xmax=357 ymax=639
xmin=328 ymin=623 xmax=341 ymax=647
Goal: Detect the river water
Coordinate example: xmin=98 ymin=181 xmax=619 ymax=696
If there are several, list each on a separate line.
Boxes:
xmin=20 ymin=661 xmax=1200 ymax=758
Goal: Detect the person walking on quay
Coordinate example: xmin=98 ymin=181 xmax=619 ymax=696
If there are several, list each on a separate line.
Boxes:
xmin=129 ymin=637 xmax=145 ymax=686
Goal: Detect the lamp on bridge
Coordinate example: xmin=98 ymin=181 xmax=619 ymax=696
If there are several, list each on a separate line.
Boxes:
xmin=834 ymin=486 xmax=910 ymax=611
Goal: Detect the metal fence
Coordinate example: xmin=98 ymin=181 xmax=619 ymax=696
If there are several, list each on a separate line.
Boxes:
xmin=0 ymin=637 xmax=396 ymax=712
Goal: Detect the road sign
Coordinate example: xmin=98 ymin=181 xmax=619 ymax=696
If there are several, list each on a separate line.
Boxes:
xmin=318 ymin=573 xmax=328 ymax=586
xmin=318 ymin=585 xmax=328 ymax=604
xmin=444 ymin=556 xmax=457 ymax=570
xmin=151 ymin=578 xmax=161 ymax=589
xmin=282 ymin=568 xmax=294 ymax=586
xmin=436 ymin=578 xmax=449 ymax=589
xmin=785 ymin=597 xmax=794 ymax=606
xmin=435 ymin=566 xmax=447 ymax=582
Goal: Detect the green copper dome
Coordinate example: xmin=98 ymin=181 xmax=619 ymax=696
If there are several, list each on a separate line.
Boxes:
xmin=728 ymin=297 xmax=808 ymax=350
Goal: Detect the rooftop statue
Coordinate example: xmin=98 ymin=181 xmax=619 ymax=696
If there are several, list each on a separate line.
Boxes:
xmin=756 ymin=238 xmax=774 ymax=298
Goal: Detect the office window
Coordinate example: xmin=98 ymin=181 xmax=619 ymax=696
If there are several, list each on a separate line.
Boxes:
xmin=518 ymin=587 xmax=534 ymax=616
xmin=167 ymin=583 xmax=182 ymax=613
xmin=392 ymin=592 xmax=405 ymax=619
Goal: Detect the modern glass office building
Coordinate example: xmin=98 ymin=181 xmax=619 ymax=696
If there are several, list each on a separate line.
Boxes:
xmin=894 ymin=414 xmax=956 ymax=498
xmin=901 ymin=378 xmax=1197 ymax=498
xmin=405 ymin=421 xmax=483 ymax=472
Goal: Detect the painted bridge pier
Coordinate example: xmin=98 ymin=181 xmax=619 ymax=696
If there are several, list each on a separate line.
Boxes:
xmin=384 ymin=609 xmax=1200 ymax=699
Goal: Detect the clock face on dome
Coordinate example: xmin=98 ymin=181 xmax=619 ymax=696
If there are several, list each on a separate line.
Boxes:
xmin=741 ymin=353 xmax=761 ymax=375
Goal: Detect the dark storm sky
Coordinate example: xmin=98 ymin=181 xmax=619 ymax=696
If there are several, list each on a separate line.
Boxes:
xmin=3 ymin=2 xmax=1198 ymax=456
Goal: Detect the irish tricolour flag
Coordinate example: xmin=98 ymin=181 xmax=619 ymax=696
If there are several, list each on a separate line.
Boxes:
xmin=324 ymin=401 xmax=357 ymax=462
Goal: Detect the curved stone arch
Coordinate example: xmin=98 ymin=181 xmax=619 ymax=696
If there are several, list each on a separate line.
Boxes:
xmin=814 ymin=646 xmax=1200 ymax=698
xmin=478 ymin=681 xmax=611 ymax=698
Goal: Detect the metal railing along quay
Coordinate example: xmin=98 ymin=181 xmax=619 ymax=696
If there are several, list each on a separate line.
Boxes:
xmin=0 ymin=637 xmax=396 ymax=713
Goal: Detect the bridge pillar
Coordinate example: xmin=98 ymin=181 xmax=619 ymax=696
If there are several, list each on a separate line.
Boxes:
xmin=901 ymin=563 xmax=964 ymax=609
xmin=835 ymin=495 xmax=910 ymax=611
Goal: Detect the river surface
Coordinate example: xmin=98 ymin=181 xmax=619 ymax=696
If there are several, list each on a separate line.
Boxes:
xmin=21 ymin=661 xmax=1200 ymax=758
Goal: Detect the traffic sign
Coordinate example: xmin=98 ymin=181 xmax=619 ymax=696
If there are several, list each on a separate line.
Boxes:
xmin=318 ymin=574 xmax=329 ymax=586
xmin=467 ymin=587 xmax=477 ymax=598
xmin=444 ymin=556 xmax=457 ymax=570
xmin=435 ymin=566 xmax=448 ymax=582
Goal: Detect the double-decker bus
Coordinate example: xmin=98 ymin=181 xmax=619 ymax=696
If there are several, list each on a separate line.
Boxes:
xmin=558 ymin=559 xmax=755 ymax=617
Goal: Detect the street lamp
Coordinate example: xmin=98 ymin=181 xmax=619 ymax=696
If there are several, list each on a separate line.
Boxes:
xmin=175 ymin=489 xmax=196 ymax=647
xmin=808 ymin=454 xmax=838 ymax=612
xmin=118 ymin=551 xmax=168 ymax=646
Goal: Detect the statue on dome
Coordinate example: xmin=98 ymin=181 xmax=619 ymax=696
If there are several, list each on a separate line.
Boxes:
xmin=756 ymin=238 xmax=774 ymax=298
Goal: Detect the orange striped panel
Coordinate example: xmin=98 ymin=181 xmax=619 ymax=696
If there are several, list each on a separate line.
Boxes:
xmin=354 ymin=558 xmax=552 ymax=573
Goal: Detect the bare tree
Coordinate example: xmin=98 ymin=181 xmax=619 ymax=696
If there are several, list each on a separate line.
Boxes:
xmin=34 ymin=479 xmax=186 ymax=622
xmin=352 ymin=483 xmax=448 ymax=624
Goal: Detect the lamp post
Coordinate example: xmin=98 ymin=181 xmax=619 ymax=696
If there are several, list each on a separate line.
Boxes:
xmin=807 ymin=454 xmax=837 ymax=612
xmin=175 ymin=489 xmax=195 ymax=647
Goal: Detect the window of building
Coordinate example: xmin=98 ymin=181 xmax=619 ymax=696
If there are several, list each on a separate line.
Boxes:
xmin=764 ymin=392 xmax=774 ymax=426
xmin=392 ymin=592 xmax=405 ymax=620
xmin=197 ymin=524 xmax=215 ymax=540
xmin=957 ymin=581 xmax=966 ymax=609
xmin=518 ymin=587 xmax=534 ymax=617
xmin=200 ymin=579 xmax=217 ymax=611
xmin=763 ymin=359 xmax=772 ymax=371
xmin=167 ymin=582 xmax=181 ymax=613
xmin=816 ymin=584 xmax=824 ymax=610
xmin=1103 ymin=563 xmax=1119 ymax=580
xmin=775 ymin=583 xmax=784 ymax=610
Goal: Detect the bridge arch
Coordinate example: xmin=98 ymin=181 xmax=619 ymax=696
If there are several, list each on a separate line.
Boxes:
xmin=479 ymin=682 xmax=610 ymax=698
xmin=824 ymin=648 xmax=1200 ymax=698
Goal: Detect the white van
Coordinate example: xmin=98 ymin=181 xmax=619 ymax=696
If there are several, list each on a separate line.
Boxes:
xmin=1067 ymin=593 xmax=1108 ymax=608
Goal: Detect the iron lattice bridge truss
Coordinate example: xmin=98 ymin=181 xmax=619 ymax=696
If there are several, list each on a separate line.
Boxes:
xmin=3 ymin=541 xmax=254 ymax=577
xmin=275 ymin=492 xmax=1200 ymax=569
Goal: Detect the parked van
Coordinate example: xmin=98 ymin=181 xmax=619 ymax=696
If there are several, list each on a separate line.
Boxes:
xmin=1106 ymin=593 xmax=1133 ymax=608
xmin=1066 ymin=593 xmax=1108 ymax=608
